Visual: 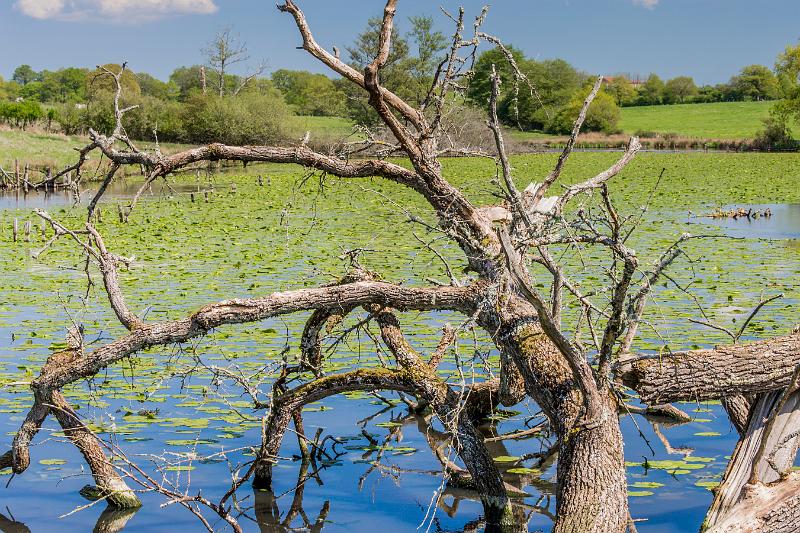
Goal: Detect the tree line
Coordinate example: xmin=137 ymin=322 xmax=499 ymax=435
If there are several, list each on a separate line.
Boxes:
xmin=1 ymin=17 xmax=799 ymax=142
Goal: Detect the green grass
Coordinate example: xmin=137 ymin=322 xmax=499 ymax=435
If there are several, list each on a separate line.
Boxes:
xmin=496 ymin=101 xmax=797 ymax=142
xmin=286 ymin=115 xmax=355 ymax=140
xmin=0 ymin=129 xmax=90 ymax=169
xmin=0 ymin=116 xmax=356 ymax=170
xmin=0 ymin=129 xmax=190 ymax=170
xmin=618 ymin=100 xmax=791 ymax=139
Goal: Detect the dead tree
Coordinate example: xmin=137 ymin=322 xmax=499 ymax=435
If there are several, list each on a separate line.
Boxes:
xmin=4 ymin=1 xmax=800 ymax=532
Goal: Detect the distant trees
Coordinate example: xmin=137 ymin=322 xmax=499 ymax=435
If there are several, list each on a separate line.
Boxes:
xmin=468 ymin=46 xmax=595 ymax=132
xmin=606 ymin=77 xmax=637 ymax=106
xmin=730 ymin=65 xmax=781 ymax=101
xmin=12 ymin=64 xmax=36 ymax=86
xmin=552 ymin=84 xmax=620 ymax=134
xmin=663 ymin=76 xmax=698 ymax=104
xmin=272 ymin=70 xmax=346 ymax=116
xmin=638 ymin=74 xmax=665 ymax=105
xmin=0 ymin=100 xmax=43 ymax=129
xmin=1 ymin=24 xmax=796 ymax=142
xmin=339 ymin=14 xmax=447 ymax=124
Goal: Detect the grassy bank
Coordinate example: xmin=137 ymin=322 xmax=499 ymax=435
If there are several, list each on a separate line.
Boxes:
xmin=510 ymin=101 xmax=798 ymax=144
xmin=618 ymin=100 xmax=796 ymax=139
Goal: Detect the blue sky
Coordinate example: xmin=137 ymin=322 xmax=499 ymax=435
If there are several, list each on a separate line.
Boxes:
xmin=1 ymin=0 xmax=798 ymax=85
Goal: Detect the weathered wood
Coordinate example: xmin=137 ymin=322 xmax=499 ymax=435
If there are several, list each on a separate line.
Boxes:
xmin=705 ymin=389 xmax=800 ymax=529
xmin=708 ymin=472 xmax=800 ymax=533
xmin=722 ymin=394 xmax=755 ymax=436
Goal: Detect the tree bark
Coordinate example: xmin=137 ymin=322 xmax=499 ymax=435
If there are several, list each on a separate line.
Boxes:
xmin=491 ymin=304 xmax=628 ymax=533
xmin=616 ymin=333 xmax=800 ymax=404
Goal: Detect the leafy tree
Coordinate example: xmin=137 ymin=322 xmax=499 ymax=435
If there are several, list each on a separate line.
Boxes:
xmin=346 ymin=16 xmax=410 ymax=70
xmin=272 ymin=70 xmax=346 ymax=116
xmin=405 ymin=15 xmax=447 ymax=101
xmin=506 ymin=58 xmax=583 ymax=130
xmin=19 ymin=81 xmax=46 ymax=102
xmin=730 ymin=65 xmax=780 ymax=101
xmin=550 ymin=84 xmax=620 ymax=134
xmin=773 ymin=43 xmax=800 ymax=127
xmin=466 ymin=45 xmax=525 ymax=107
xmin=637 ymin=73 xmax=664 ymax=105
xmin=12 ymin=64 xmax=38 ymax=86
xmin=753 ymin=112 xmax=796 ymax=151
xmin=606 ymin=77 xmax=637 ymax=106
xmin=663 ymin=76 xmax=698 ymax=104
xmin=136 ymin=72 xmax=179 ymax=101
xmin=169 ymin=65 xmax=206 ymax=100
xmin=87 ymin=64 xmax=141 ymax=98
xmin=342 ymin=14 xmax=445 ymax=123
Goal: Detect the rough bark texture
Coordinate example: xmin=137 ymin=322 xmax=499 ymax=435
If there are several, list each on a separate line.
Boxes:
xmin=491 ymin=307 xmax=628 ymax=533
xmin=722 ymin=394 xmax=755 ymax=436
xmin=617 ymin=333 xmax=800 ymax=404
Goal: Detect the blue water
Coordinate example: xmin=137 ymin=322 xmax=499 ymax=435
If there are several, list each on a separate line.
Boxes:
xmin=0 ymin=192 xmax=798 ymax=532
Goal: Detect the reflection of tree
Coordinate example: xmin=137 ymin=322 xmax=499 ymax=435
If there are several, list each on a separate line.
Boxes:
xmin=0 ymin=505 xmax=137 ymax=533
xmin=254 ymin=459 xmax=329 ymax=533
xmin=248 ymin=401 xmax=558 ymax=532
xmin=0 ymin=512 xmax=29 ymax=533
xmin=92 ymin=507 xmax=139 ymax=533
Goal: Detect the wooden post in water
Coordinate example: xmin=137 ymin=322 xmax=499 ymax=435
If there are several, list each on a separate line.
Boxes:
xmin=257 ymin=175 xmax=263 ymax=186
xmin=23 ymin=164 xmax=29 ymax=194
xmin=14 ymin=159 xmax=19 ymax=189
xmin=40 ymin=218 xmax=46 ymax=237
xmin=117 ymin=204 xmax=124 ymax=223
xmin=24 ymin=220 xmax=31 ymax=242
xmin=12 ymin=218 xmax=18 ymax=242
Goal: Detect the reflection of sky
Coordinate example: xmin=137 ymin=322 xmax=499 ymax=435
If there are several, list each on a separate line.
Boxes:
xmin=690 ymin=203 xmax=800 ymax=240
xmin=0 ymin=195 xmax=798 ymax=531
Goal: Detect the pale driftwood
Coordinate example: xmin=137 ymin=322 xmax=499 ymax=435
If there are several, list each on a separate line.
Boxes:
xmin=707 ymin=471 xmax=800 ymax=533
xmin=706 ymin=387 xmax=800 ymax=529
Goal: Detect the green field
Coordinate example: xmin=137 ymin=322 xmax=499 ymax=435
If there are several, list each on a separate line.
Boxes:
xmin=618 ymin=100 xmax=789 ymax=139
xmin=0 ymin=116 xmax=356 ymax=171
xmin=286 ymin=115 xmax=355 ymax=140
xmin=504 ymin=101 xmax=797 ymax=142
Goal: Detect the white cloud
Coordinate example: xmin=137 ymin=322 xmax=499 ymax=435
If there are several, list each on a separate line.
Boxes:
xmin=14 ymin=0 xmax=218 ymax=22
xmin=632 ymin=0 xmax=660 ymax=8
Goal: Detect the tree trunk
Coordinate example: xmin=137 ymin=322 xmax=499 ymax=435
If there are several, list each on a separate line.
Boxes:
xmin=617 ymin=333 xmax=800 ymax=404
xmin=492 ymin=304 xmax=628 ymax=532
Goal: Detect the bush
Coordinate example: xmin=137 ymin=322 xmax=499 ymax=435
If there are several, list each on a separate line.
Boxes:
xmin=0 ymin=100 xmax=44 ymax=129
xmin=54 ymin=103 xmax=84 ymax=135
xmin=180 ymin=92 xmax=290 ymax=145
xmin=753 ymin=116 xmax=797 ymax=151
xmin=548 ymin=88 xmax=620 ymax=135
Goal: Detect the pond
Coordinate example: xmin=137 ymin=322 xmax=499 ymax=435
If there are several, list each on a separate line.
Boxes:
xmin=0 ymin=152 xmax=799 ymax=532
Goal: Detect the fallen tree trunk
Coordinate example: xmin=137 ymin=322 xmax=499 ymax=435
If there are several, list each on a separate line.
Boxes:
xmin=616 ymin=333 xmax=800 ymax=404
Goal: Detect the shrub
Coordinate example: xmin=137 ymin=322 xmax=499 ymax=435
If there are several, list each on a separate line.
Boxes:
xmin=548 ymin=87 xmax=620 ymax=135
xmin=753 ymin=115 xmax=797 ymax=151
xmin=0 ymin=100 xmax=44 ymax=129
xmin=180 ymin=92 xmax=290 ymax=145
